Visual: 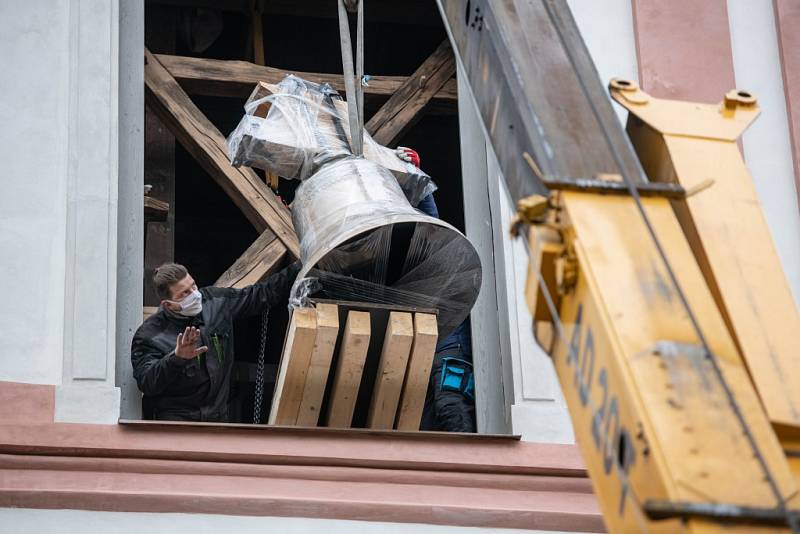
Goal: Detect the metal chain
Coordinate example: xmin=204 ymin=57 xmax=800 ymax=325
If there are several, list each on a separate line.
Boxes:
xmin=253 ymin=308 xmax=269 ymax=424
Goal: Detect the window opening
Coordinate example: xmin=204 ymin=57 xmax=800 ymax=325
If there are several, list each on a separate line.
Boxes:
xmin=139 ymin=2 xmax=475 ymax=432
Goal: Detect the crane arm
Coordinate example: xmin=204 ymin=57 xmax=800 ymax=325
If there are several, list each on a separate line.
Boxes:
xmin=437 ymin=1 xmax=800 ymax=531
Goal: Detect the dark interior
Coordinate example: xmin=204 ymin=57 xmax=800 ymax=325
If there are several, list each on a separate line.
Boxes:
xmin=144 ymin=1 xmax=464 ymax=423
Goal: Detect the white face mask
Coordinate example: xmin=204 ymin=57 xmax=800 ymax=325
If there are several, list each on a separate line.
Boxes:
xmin=170 ymin=289 xmax=203 ymax=317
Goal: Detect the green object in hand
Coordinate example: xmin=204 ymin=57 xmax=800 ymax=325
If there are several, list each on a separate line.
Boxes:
xmin=211 ymin=333 xmax=224 ymax=364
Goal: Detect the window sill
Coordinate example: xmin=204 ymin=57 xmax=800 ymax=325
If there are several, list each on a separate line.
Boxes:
xmin=117 ymin=418 xmax=522 ymax=441
xmin=0 ymin=381 xmax=600 ymax=532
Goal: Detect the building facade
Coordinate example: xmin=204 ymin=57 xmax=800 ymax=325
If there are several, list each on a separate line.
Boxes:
xmin=0 ymin=0 xmax=797 ymax=532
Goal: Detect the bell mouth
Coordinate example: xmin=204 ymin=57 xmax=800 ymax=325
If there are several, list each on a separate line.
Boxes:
xmin=293 ymin=218 xmax=481 ymax=338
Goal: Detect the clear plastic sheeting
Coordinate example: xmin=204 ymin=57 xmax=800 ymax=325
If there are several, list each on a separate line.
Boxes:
xmin=290 ymin=157 xmax=481 ymax=337
xmin=227 ymin=75 xmax=436 ymax=206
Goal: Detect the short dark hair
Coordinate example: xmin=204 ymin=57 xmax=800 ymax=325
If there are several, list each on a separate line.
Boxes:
xmin=154 ymin=263 xmax=189 ymax=300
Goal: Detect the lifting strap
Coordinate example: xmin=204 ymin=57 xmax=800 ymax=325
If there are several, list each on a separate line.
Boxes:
xmin=253 ymin=1 xmax=365 ymax=425
xmin=336 ymin=0 xmax=365 ymax=156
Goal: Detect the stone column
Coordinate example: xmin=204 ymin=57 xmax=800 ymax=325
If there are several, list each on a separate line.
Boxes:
xmin=56 ymin=0 xmax=125 ymax=424
xmin=116 ymin=0 xmax=145 ymax=420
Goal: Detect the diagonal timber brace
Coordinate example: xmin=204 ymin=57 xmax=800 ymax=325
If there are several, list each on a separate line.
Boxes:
xmin=144 ymin=48 xmax=299 ymax=287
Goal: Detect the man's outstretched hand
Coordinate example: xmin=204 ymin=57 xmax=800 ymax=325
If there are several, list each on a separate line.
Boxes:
xmin=175 ymin=326 xmax=209 ymax=360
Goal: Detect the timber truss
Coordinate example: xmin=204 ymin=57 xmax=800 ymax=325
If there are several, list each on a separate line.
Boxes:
xmin=143 ymin=43 xmax=455 ymax=288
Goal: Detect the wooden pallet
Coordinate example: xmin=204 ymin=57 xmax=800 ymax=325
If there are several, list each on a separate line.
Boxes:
xmin=269 ymin=300 xmax=438 ymax=430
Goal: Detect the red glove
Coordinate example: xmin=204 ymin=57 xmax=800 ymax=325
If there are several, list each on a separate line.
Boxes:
xmin=395 ymin=146 xmax=420 ymax=168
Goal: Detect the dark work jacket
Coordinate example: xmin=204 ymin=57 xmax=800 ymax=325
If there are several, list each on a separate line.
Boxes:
xmin=131 ymin=262 xmax=300 ymax=422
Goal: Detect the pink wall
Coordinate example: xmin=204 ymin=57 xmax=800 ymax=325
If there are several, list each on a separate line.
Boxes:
xmin=773 ymin=0 xmax=800 ymax=207
xmin=632 ymin=0 xmax=736 ymax=104
xmin=0 ymin=381 xmax=53 ymax=424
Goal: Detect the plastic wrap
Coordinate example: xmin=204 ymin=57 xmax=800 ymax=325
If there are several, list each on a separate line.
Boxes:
xmin=290 ymin=157 xmax=481 ymax=337
xmin=228 ymin=75 xmax=436 ymax=206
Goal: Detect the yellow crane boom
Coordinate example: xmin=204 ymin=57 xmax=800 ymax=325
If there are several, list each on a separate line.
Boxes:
xmin=437 ymin=0 xmax=800 ymax=530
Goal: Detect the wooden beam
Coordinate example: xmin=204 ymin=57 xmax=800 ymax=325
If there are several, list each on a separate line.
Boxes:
xmin=269 ymin=308 xmax=318 ymax=425
xmin=326 ymin=311 xmax=371 ymax=428
xmin=396 ymin=313 xmax=438 ymax=431
xmin=156 ymin=54 xmax=458 ymax=114
xmin=296 ymin=304 xmax=340 ymax=426
xmin=143 ymin=5 xmax=177 ymax=306
xmin=367 ymin=312 xmax=414 ymax=430
xmin=143 ymin=196 xmax=169 ymax=222
xmin=144 ymin=48 xmax=300 ymax=258
xmin=266 ymin=0 xmax=443 ymax=26
xmin=146 ymin=0 xmax=249 ymax=11
xmin=365 ymin=41 xmax=456 ymax=146
xmin=145 ymin=0 xmax=444 ymax=27
xmin=143 ymin=306 xmax=159 ymax=322
xmin=214 ymin=228 xmax=286 ymax=289
xmin=250 ymin=1 xmax=265 ymax=66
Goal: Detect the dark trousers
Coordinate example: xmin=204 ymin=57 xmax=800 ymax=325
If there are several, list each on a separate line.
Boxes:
xmin=420 ymin=346 xmax=476 ymax=433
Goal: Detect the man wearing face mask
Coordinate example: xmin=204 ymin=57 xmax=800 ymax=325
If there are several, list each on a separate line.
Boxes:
xmin=131 ymin=261 xmax=299 ymax=421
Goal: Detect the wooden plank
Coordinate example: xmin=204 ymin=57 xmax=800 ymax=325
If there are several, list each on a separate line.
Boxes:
xmin=367 ymin=312 xmax=414 ymax=430
xmin=155 ymin=54 xmax=458 ymax=114
xmin=366 ymin=40 xmax=456 ymax=146
xmin=214 ymin=228 xmax=286 ymax=289
xmin=143 ymin=221 xmax=171 ymax=304
xmin=269 ymin=308 xmax=318 ymax=425
xmin=326 ymin=311 xmax=371 ymax=428
xmin=143 ymin=5 xmax=177 ymax=306
xmin=296 ymin=304 xmax=340 ymax=426
xmin=143 ymin=48 xmax=300 ymax=258
xmin=143 ymin=108 xmax=174 ymax=307
xmin=396 ymin=313 xmax=438 ymax=431
xmin=311 ymin=298 xmax=437 ymax=316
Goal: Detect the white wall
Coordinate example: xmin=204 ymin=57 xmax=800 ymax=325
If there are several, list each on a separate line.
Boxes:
xmin=489 ymin=152 xmax=574 ymax=443
xmin=0 ymin=1 xmax=72 ymax=384
xmin=456 ymin=62 xmax=574 ymax=441
xmin=458 ymin=72 xmax=512 ymax=434
xmin=457 ymin=63 xmax=574 ymax=441
xmin=727 ymin=0 xmax=800 ymax=304
xmin=0 ymin=509 xmax=577 ymax=534
xmin=567 ymin=0 xmax=640 ymax=124
xmin=0 ymin=0 xmax=133 ymax=423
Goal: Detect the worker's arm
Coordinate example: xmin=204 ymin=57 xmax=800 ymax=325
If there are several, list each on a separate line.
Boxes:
xmin=131 ymin=328 xmax=204 ymax=396
xmin=416 ymin=193 xmax=439 ymax=218
xmin=396 ymin=147 xmax=439 ymax=218
xmin=214 ymin=260 xmax=302 ymax=320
